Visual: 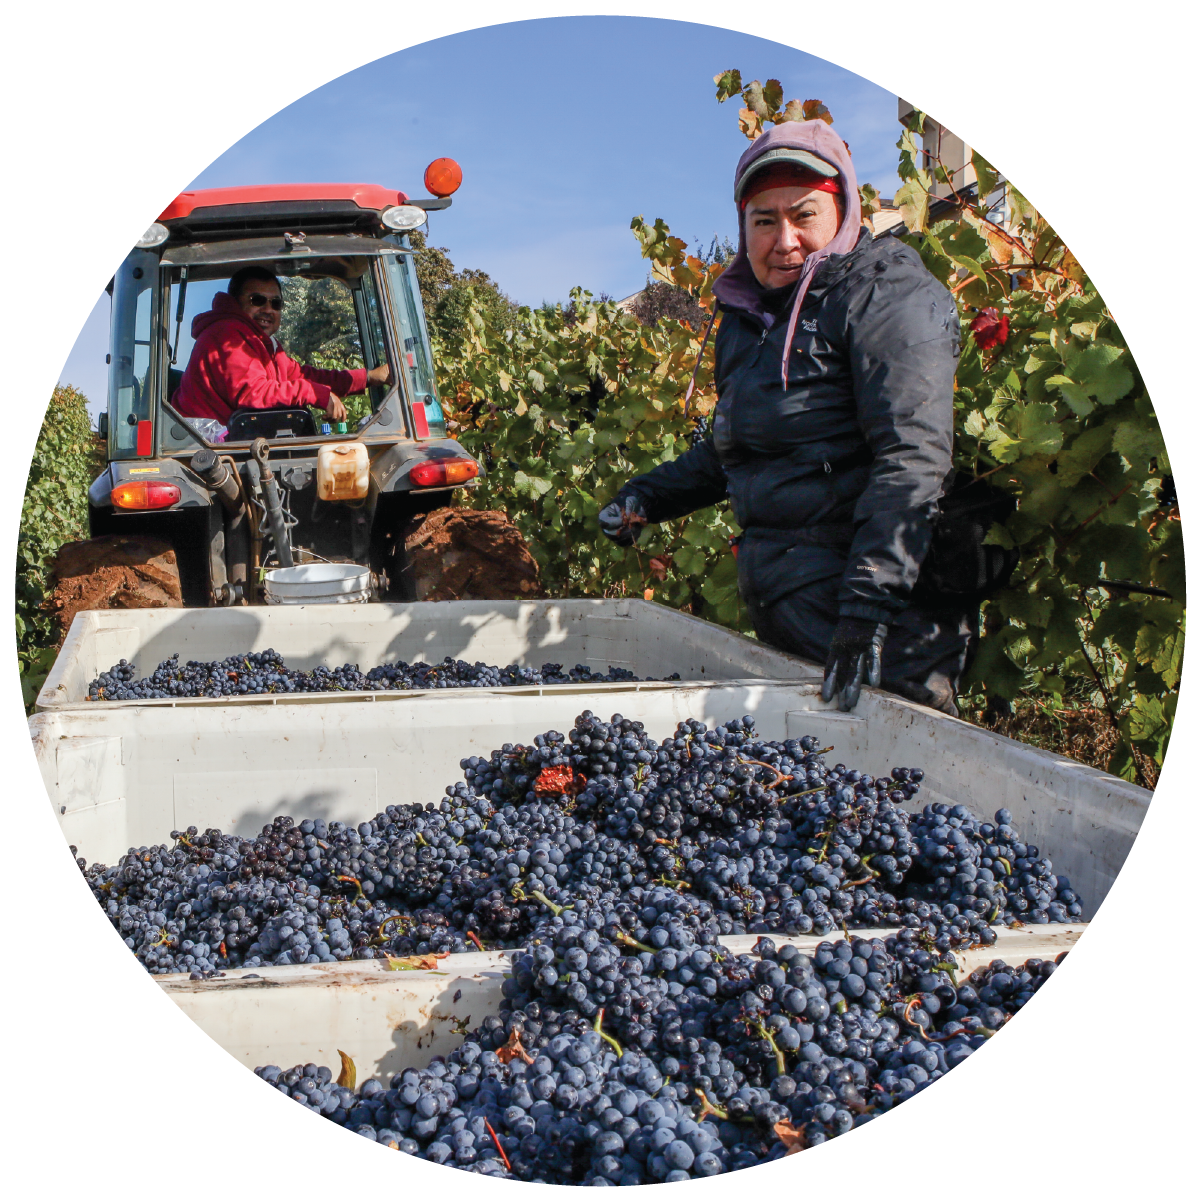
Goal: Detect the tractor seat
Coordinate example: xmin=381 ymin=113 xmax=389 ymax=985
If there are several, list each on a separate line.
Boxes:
xmin=226 ymin=408 xmax=318 ymax=441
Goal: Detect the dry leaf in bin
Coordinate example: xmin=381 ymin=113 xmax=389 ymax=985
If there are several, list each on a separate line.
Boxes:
xmin=336 ymin=1050 xmax=356 ymax=1090
xmin=384 ymin=952 xmax=449 ymax=972
xmin=533 ymin=765 xmax=585 ymax=797
xmin=497 ymin=1027 xmax=535 ymax=1066
xmin=773 ymin=1119 xmax=807 ymax=1155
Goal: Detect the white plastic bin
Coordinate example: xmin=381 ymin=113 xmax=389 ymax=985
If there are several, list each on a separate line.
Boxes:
xmin=32 ymin=681 xmax=1148 ymax=920
xmin=36 ymin=600 xmax=820 ymax=711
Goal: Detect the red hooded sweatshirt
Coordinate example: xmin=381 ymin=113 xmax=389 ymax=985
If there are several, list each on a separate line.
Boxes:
xmin=172 ymin=292 xmax=368 ymax=423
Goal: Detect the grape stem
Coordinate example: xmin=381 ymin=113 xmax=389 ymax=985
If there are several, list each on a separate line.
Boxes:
xmin=377 ymin=913 xmax=411 ymax=942
xmin=465 ymin=930 xmax=485 ymax=952
xmin=593 ymin=1008 xmax=624 ymax=1058
xmin=752 ymin=1018 xmax=787 ymax=1077
xmin=933 ymin=959 xmax=959 ymax=985
xmin=656 ymin=875 xmax=690 ymax=890
xmin=616 ymin=932 xmax=656 ymax=954
xmin=483 ymin=1118 xmax=512 ymax=1172
xmin=694 ymin=1089 xmax=728 ymax=1122
xmin=336 ymin=874 xmax=364 ymax=902
xmin=901 ymin=997 xmax=929 ymax=1039
xmin=739 ymin=758 xmax=794 ymax=789
xmin=531 ymin=890 xmax=569 ymax=916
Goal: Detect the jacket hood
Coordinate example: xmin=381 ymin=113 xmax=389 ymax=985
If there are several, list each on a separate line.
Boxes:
xmin=713 ymin=121 xmax=862 ymax=387
xmin=191 ymin=291 xmax=265 ymax=341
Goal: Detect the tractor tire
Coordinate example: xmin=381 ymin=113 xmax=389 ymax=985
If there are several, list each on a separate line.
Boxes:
xmin=399 ymin=508 xmax=544 ymax=602
xmin=47 ymin=535 xmax=183 ymax=645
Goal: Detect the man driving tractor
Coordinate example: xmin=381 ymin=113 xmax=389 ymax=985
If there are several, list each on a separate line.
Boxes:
xmin=172 ymin=265 xmax=391 ymax=426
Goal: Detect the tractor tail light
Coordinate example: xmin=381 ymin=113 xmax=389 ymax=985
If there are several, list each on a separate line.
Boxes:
xmin=111 ymin=481 xmax=181 ymax=510
xmin=409 ymin=459 xmax=479 ymax=488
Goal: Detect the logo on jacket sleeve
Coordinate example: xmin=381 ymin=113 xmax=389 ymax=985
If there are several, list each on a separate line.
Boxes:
xmin=800 ymin=318 xmax=818 ymax=333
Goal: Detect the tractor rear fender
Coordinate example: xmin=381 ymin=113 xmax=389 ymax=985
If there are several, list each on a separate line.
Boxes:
xmin=88 ymin=458 xmax=213 ymax=512
xmin=369 ymin=438 xmax=483 ymax=495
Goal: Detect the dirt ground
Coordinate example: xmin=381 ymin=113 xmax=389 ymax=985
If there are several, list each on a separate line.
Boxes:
xmin=403 ymin=508 xmax=544 ymax=602
xmin=47 ymin=535 xmax=182 ymax=644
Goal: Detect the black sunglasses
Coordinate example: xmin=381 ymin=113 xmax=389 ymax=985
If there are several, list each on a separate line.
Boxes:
xmin=246 ymin=292 xmax=284 ymax=311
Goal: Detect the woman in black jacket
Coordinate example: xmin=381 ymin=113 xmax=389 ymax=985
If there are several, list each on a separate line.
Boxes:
xmin=600 ymin=119 xmax=971 ymax=715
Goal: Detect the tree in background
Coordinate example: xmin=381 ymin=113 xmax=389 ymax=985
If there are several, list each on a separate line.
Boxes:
xmin=626 ymin=235 xmax=736 ymax=329
xmin=409 ymin=231 xmax=517 ymax=343
xmin=278 ymin=277 xmax=372 ymax=426
xmin=280 ymin=277 xmax=363 ymax=372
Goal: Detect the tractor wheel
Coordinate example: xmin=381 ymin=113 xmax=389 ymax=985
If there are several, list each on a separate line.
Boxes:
xmin=47 ymin=535 xmax=183 ymax=645
xmin=397 ymin=508 xmax=544 ymax=602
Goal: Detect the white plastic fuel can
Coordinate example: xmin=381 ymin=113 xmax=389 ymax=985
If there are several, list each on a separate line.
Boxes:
xmin=316 ymin=442 xmax=369 ymax=501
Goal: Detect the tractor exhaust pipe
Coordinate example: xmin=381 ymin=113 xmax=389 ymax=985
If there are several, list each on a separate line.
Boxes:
xmin=189 ymin=448 xmax=250 ymax=603
xmin=250 ymin=438 xmax=294 ymax=569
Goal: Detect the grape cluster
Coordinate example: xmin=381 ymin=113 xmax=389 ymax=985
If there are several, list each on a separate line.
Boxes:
xmin=86 ymin=653 xmax=676 ymax=702
xmin=907 ymin=804 xmax=1083 ymax=925
xmin=690 ymin=414 xmax=712 ymax=448
xmin=80 ymin=711 xmax=1084 ymax=980
xmin=258 ymin=894 xmax=1066 ymax=1180
xmin=82 ymin=816 xmax=473 ymax=977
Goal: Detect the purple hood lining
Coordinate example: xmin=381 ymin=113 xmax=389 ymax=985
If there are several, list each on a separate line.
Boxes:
xmin=711 ymin=121 xmax=863 ymax=387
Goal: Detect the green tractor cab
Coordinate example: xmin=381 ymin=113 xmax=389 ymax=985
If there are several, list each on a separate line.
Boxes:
xmin=86 ymin=170 xmax=483 ymax=606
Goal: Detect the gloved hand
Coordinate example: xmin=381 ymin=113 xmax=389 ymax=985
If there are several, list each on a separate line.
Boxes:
xmin=821 ymin=617 xmax=887 ymax=712
xmin=599 ymin=492 xmax=649 ymax=546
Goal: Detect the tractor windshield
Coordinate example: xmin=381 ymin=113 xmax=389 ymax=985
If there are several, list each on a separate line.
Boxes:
xmin=157 ymin=254 xmax=403 ymax=450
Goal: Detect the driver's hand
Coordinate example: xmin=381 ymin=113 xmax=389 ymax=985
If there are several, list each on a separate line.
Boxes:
xmin=367 ymin=363 xmax=391 ymax=387
xmin=326 ymin=395 xmax=348 ymax=423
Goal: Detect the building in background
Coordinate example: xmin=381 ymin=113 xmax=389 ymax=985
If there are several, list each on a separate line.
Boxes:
xmin=898 ymin=98 xmax=977 ymax=197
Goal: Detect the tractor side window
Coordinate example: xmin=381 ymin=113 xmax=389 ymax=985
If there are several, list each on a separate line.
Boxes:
xmin=385 ymin=251 xmax=446 ymax=439
xmin=108 ymin=250 xmax=159 ymax=458
xmin=159 ymin=267 xmax=225 ymax=451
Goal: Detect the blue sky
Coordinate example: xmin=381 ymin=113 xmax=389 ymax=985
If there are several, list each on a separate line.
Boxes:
xmin=59 ymin=16 xmax=903 ymax=417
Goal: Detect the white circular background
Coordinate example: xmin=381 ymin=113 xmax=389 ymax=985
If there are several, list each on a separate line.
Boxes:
xmin=2 ymin=4 xmax=1192 ymax=1195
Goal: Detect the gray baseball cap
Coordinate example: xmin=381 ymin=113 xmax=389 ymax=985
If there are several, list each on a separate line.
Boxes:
xmin=734 ymin=147 xmax=839 ymax=204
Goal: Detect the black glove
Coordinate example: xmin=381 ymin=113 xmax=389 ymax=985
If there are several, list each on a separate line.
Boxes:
xmin=598 ymin=492 xmax=649 ymax=546
xmin=821 ymin=617 xmax=887 ymax=712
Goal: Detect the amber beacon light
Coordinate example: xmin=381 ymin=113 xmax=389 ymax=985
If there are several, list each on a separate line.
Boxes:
xmin=424 ymin=158 xmax=463 ymax=198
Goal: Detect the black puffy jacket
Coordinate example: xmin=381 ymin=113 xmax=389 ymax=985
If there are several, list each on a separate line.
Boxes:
xmin=620 ymin=228 xmax=960 ymax=624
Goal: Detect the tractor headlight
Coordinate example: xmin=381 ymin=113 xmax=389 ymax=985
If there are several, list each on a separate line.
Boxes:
xmin=380 ymin=205 xmax=427 ymax=231
xmin=136 ymin=222 xmax=170 ymax=248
